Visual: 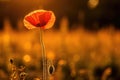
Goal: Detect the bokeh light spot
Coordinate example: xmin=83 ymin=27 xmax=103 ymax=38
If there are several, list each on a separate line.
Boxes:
xmin=23 ymin=54 xmax=31 ymax=62
xmin=47 ymin=51 xmax=55 ymax=60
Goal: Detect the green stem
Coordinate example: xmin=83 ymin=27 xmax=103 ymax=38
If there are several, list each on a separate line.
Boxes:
xmin=39 ymin=28 xmax=47 ymax=80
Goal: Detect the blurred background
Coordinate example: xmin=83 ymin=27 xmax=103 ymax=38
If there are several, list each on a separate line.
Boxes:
xmin=0 ymin=0 xmax=120 ymax=80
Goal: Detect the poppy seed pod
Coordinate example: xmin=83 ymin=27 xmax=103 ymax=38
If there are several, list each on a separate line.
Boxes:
xmin=23 ymin=10 xmax=56 ymax=29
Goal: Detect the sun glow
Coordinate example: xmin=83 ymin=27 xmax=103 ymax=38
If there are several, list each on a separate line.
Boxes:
xmin=88 ymin=0 xmax=99 ymax=9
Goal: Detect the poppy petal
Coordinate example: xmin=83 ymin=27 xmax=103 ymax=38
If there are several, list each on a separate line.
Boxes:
xmin=23 ymin=10 xmax=55 ymax=29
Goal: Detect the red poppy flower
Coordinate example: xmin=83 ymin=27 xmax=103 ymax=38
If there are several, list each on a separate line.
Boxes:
xmin=23 ymin=10 xmax=56 ymax=29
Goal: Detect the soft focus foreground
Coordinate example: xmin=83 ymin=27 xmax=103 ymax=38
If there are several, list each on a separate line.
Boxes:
xmin=0 ymin=19 xmax=120 ymax=80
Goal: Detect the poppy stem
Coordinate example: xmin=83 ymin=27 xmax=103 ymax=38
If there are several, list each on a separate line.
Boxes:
xmin=39 ymin=28 xmax=48 ymax=80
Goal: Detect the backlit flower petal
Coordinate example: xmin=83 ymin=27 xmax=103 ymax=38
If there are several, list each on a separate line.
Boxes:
xmin=23 ymin=10 xmax=55 ymax=29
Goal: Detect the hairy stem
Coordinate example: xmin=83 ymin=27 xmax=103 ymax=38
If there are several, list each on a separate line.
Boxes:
xmin=39 ymin=28 xmax=47 ymax=80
